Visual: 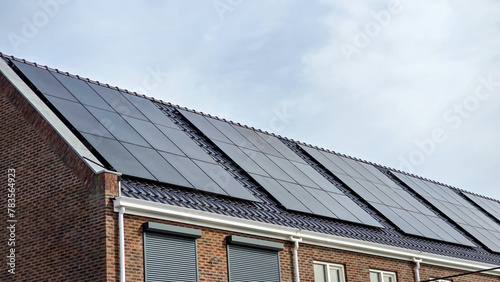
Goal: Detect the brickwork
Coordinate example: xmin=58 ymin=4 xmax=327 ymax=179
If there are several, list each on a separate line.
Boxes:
xmin=0 ymin=73 xmax=117 ymax=281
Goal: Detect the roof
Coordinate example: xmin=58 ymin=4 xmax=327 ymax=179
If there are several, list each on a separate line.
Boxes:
xmin=1 ymin=53 xmax=500 ymax=265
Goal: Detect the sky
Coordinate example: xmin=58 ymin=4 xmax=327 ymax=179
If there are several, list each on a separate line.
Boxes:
xmin=1 ymin=0 xmax=499 ymax=199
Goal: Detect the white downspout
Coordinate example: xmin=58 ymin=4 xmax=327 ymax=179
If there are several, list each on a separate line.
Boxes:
xmin=414 ymin=257 xmax=422 ymax=282
xmin=119 ymin=206 xmax=126 ymax=282
xmin=290 ymin=236 xmax=303 ymax=282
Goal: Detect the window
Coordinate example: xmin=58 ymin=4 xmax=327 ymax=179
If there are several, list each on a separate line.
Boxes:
xmin=226 ymin=235 xmax=283 ymax=282
xmin=314 ymin=261 xmax=345 ymax=282
xmin=370 ymin=269 xmax=397 ymax=282
xmin=143 ymin=222 xmax=202 ymax=282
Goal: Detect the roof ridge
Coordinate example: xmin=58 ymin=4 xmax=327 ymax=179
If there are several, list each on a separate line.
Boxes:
xmin=1 ymin=52 xmax=493 ymax=201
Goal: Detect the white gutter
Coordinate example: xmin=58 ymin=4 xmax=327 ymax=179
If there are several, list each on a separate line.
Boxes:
xmin=414 ymin=257 xmax=422 ymax=282
xmin=290 ymin=236 xmax=302 ymax=282
xmin=113 ymin=196 xmax=500 ymax=276
xmin=119 ymin=206 xmax=126 ymax=282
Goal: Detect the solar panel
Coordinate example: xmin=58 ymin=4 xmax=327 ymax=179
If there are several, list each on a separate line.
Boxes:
xmin=464 ymin=193 xmax=500 ymax=222
xmin=123 ymin=93 xmax=179 ymax=128
xmin=45 ymin=96 xmax=114 ymax=139
xmin=122 ymin=143 xmax=192 ymax=187
xmin=393 ymin=172 xmax=500 ymax=252
xmin=122 ymin=116 xmax=184 ymax=155
xmin=86 ymin=106 xmax=150 ymax=147
xmin=52 ymin=72 xmax=113 ymax=111
xmin=180 ymin=111 xmax=382 ymax=227
xmin=179 ymin=109 xmax=232 ymax=143
xmin=157 ymin=125 xmax=216 ymax=164
xmin=11 ymin=60 xmax=77 ymax=102
xmin=301 ymin=144 xmax=474 ymax=246
xmin=81 ymin=133 xmax=154 ymax=180
xmin=11 ymin=60 xmax=257 ymax=202
xmin=88 ymin=83 xmax=148 ymax=120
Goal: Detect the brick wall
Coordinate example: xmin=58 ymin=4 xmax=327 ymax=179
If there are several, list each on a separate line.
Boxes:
xmin=120 ymin=213 xmax=499 ymax=282
xmin=0 ymin=73 xmax=118 ymax=281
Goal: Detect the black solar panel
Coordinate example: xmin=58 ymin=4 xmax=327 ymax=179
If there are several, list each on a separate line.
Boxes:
xmin=180 ymin=111 xmax=382 ymax=227
xmin=82 ymin=133 xmax=154 ymax=180
xmin=12 ymin=61 xmax=256 ymax=202
xmin=12 ymin=60 xmax=77 ymax=102
xmin=52 ymin=72 xmax=113 ymax=111
xmin=301 ymin=145 xmax=474 ymax=246
xmin=464 ymin=193 xmax=500 ymax=222
xmin=393 ymin=172 xmax=500 ymax=252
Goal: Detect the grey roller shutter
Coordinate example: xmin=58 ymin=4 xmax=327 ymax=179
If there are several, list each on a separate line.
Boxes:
xmin=144 ymin=224 xmax=200 ymax=282
xmin=227 ymin=236 xmax=282 ymax=282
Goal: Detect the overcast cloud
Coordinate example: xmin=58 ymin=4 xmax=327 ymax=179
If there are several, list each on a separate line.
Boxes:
xmin=1 ymin=0 xmax=499 ymax=198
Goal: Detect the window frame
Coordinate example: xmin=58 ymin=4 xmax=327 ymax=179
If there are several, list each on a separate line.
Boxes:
xmin=313 ymin=261 xmax=346 ymax=282
xmin=369 ymin=269 xmax=398 ymax=282
xmin=430 ymin=278 xmax=452 ymax=282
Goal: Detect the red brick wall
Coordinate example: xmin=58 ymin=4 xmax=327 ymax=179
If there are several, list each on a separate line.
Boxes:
xmin=119 ymin=214 xmax=499 ymax=282
xmin=0 ymin=73 xmax=118 ymax=281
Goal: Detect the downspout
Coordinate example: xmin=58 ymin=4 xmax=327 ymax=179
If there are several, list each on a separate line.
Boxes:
xmin=119 ymin=204 xmax=126 ymax=282
xmin=414 ymin=257 xmax=422 ymax=282
xmin=290 ymin=236 xmax=303 ymax=282
xmin=116 ymin=178 xmax=126 ymax=282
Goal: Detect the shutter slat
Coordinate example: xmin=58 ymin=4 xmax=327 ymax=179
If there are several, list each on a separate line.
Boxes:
xmin=145 ymin=232 xmax=198 ymax=282
xmin=228 ymin=244 xmax=280 ymax=282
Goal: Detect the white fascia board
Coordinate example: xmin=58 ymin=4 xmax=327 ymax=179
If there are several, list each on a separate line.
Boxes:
xmin=114 ymin=196 xmax=500 ymax=275
xmin=0 ymin=59 xmax=104 ymax=173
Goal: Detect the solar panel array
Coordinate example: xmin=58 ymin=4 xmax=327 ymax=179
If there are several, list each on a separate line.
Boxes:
xmin=464 ymin=193 xmax=500 ymax=222
xmin=300 ymin=145 xmax=474 ymax=246
xmin=393 ymin=172 xmax=500 ymax=252
xmin=13 ymin=58 xmax=500 ymax=251
xmin=11 ymin=60 xmax=256 ymax=201
xmin=179 ymin=109 xmax=382 ymax=227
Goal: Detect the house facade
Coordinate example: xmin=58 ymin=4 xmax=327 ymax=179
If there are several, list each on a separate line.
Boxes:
xmin=1 ymin=53 xmax=499 ymax=281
